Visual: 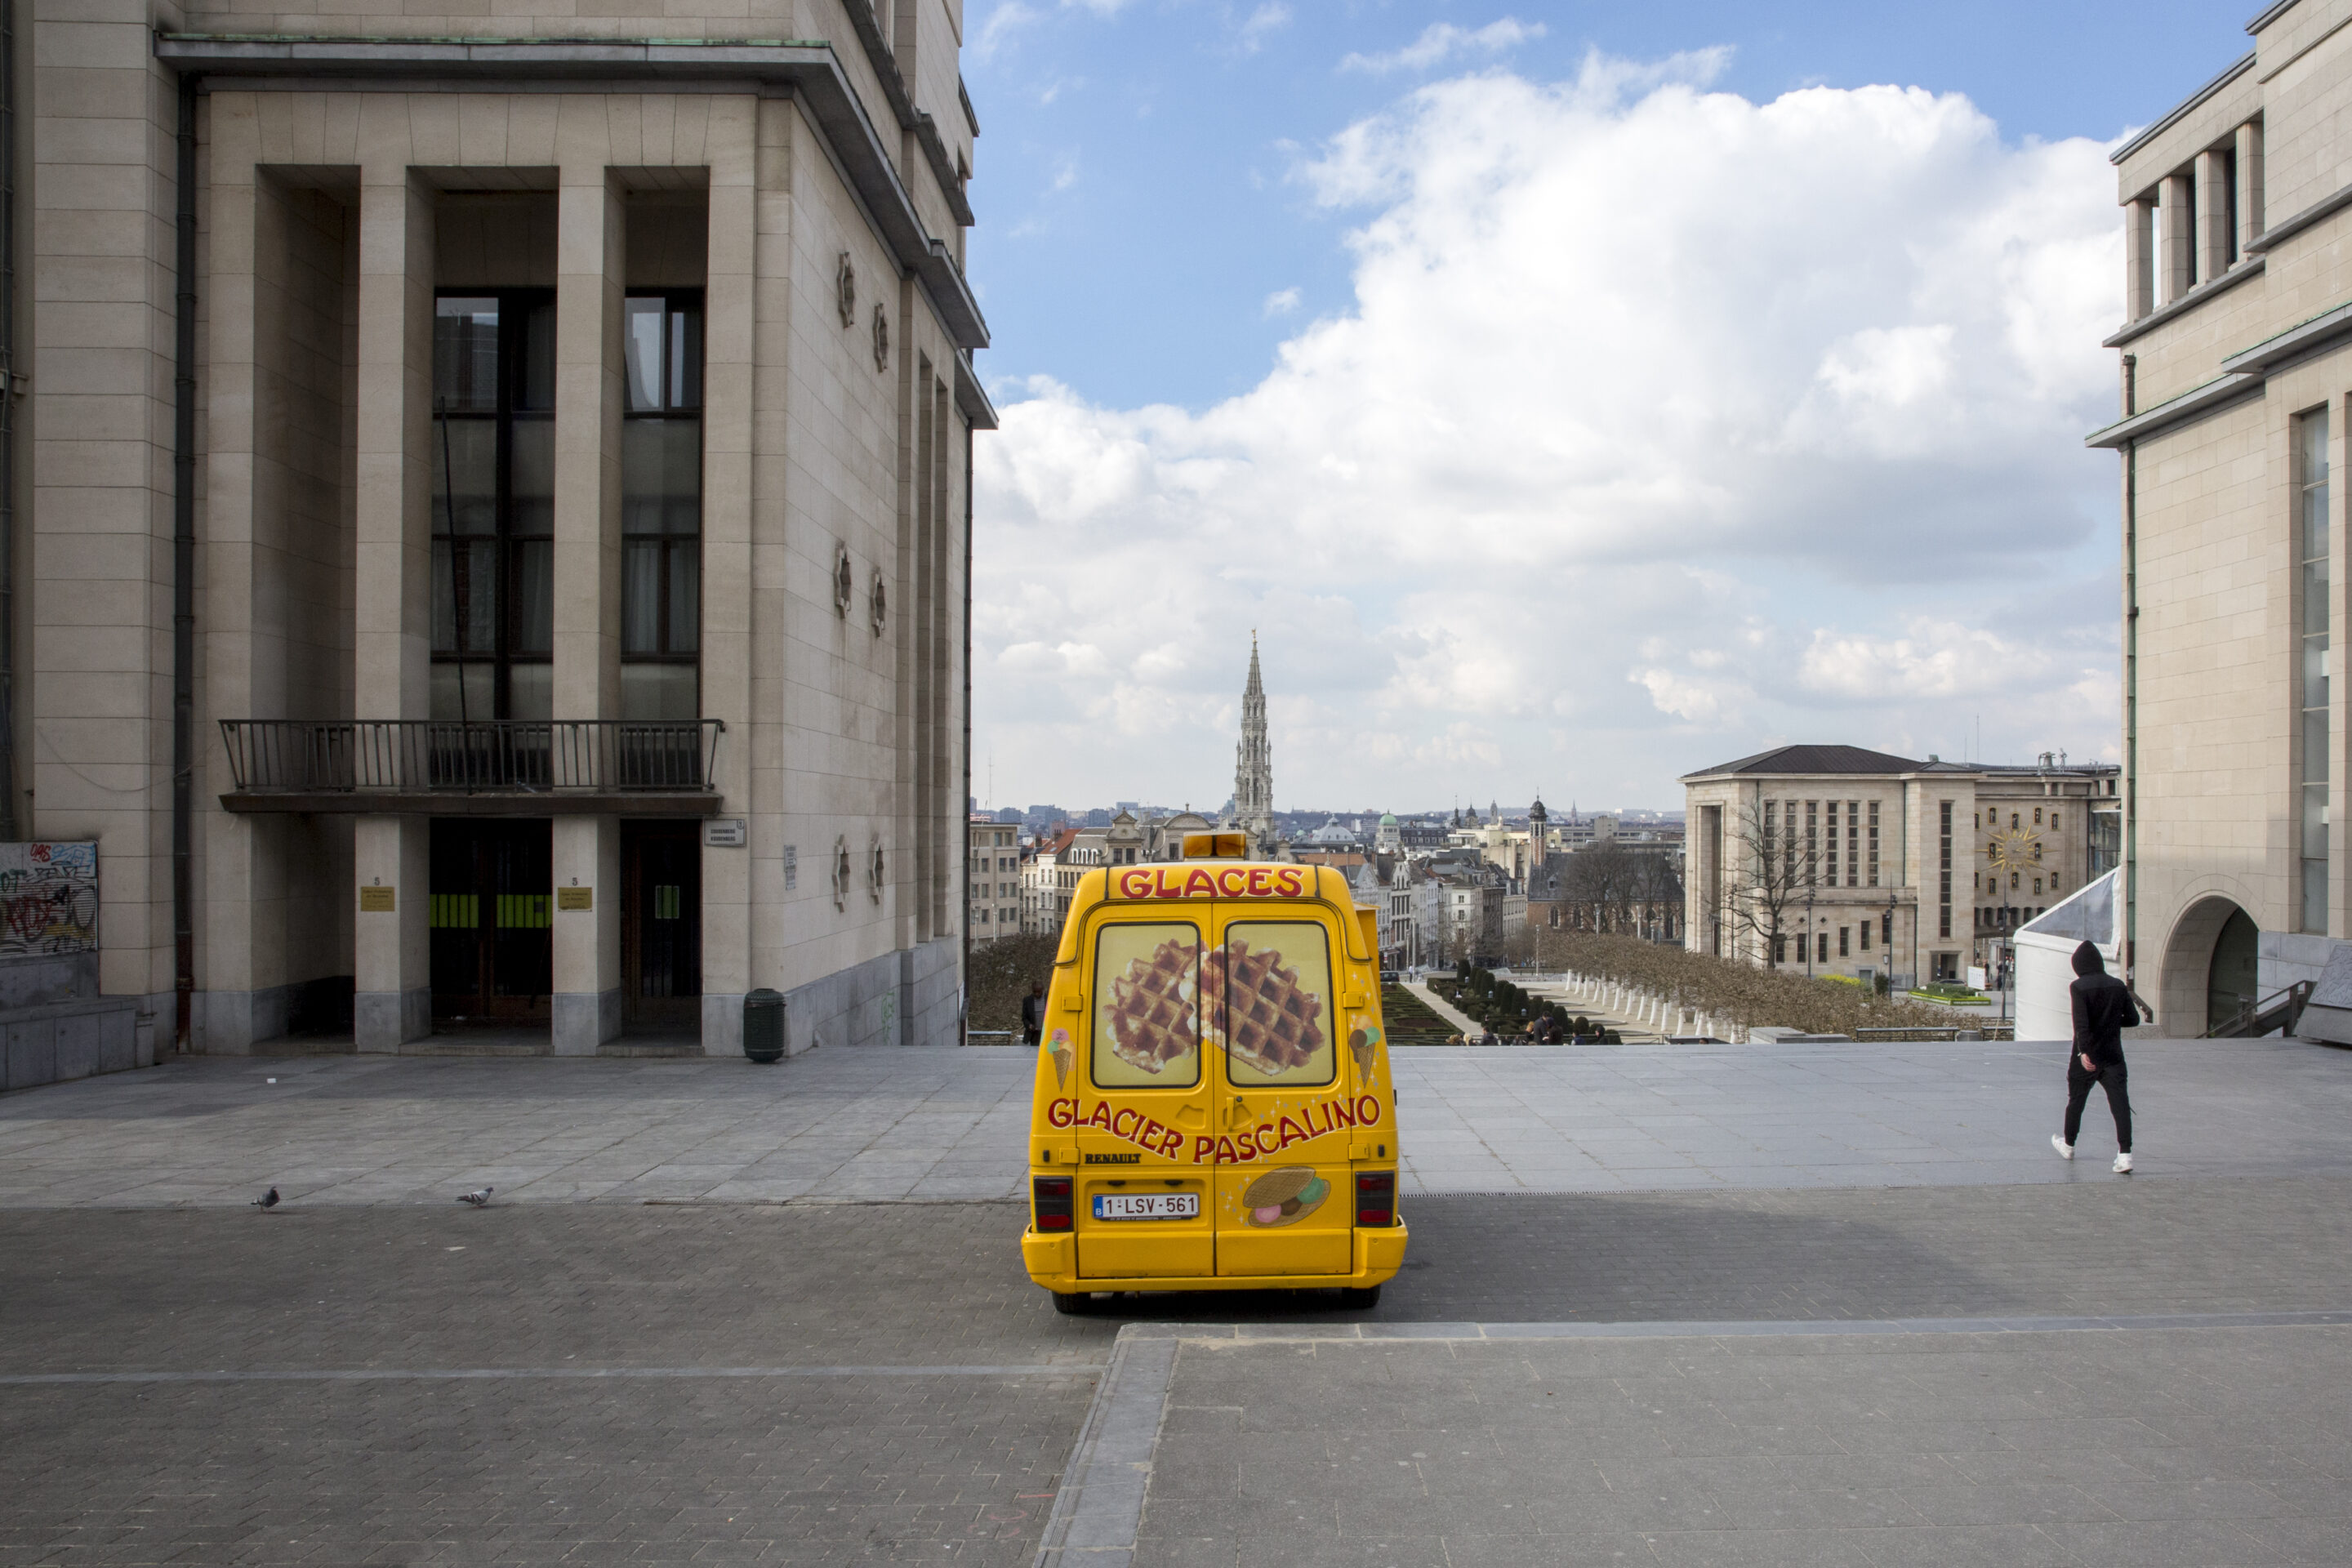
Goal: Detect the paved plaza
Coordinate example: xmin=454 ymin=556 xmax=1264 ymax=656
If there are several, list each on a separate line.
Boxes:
xmin=2 ymin=1037 xmax=2348 ymax=1566
xmin=2 ymin=1037 xmax=2349 ymax=1208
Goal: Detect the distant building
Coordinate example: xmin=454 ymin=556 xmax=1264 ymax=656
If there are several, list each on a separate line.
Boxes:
xmin=969 ymin=822 xmax=1022 ymax=944
xmin=1681 ymin=745 xmax=2118 ymax=985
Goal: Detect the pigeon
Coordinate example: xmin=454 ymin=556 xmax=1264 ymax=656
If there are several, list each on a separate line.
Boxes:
xmin=252 ymin=1187 xmax=279 ymax=1210
xmin=456 ymin=1187 xmax=494 ymax=1208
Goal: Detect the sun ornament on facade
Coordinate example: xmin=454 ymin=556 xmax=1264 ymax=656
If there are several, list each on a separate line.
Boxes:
xmin=834 ymin=544 xmax=855 ymax=616
xmin=836 ymin=252 xmax=857 ymax=327
xmin=1988 ymin=826 xmax=2042 ymax=896
xmin=871 ymin=301 xmax=890 ymax=371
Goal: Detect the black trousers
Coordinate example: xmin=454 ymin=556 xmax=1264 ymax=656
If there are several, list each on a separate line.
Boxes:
xmin=2065 ymin=1059 xmax=2132 ymax=1153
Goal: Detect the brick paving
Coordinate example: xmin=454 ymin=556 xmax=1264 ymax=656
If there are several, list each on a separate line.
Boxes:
xmin=3 ymin=1036 xmax=2348 ymax=1208
xmin=1 ymin=1039 xmax=2347 ymax=1565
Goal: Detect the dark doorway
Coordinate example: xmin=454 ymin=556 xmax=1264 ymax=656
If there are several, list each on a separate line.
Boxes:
xmin=623 ymin=822 xmax=702 ymax=1031
xmin=430 ymin=820 xmax=553 ymax=1025
xmin=2207 ymin=906 xmax=2260 ymax=1035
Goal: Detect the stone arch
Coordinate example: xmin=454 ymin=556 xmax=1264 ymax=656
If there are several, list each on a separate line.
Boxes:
xmin=2157 ymin=895 xmax=2256 ymax=1037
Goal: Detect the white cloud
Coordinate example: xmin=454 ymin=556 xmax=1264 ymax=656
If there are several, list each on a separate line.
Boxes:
xmin=1236 ymin=2 xmax=1290 ymax=53
xmin=1339 ymin=18 xmax=1547 ymax=76
xmin=1262 ymin=286 xmax=1302 ymax=317
xmin=975 ymin=56 xmax=2124 ymax=809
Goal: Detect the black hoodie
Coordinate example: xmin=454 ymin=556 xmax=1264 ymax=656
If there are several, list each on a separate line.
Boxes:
xmin=2069 ymin=941 xmax=2134 ymax=1068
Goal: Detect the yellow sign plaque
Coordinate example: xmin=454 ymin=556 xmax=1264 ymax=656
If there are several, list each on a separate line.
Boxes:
xmin=359 ymin=886 xmax=395 ymax=913
xmin=557 ymin=886 xmax=594 ymax=911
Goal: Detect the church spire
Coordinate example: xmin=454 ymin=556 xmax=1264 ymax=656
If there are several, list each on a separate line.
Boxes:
xmin=1234 ymin=633 xmax=1272 ymax=842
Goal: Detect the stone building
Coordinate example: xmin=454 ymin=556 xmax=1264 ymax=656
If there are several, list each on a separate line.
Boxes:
xmin=1682 ymin=746 xmax=2118 ymax=987
xmin=1229 ymin=635 xmax=1274 ymax=850
xmin=968 ymin=819 xmax=1019 ymax=944
xmin=17 ymin=0 xmax=992 ymax=1061
xmin=2087 ymin=0 xmax=2352 ymax=1032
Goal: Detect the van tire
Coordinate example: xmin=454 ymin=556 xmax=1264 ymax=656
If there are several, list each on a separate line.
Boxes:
xmin=1338 ymin=1285 xmax=1383 ymax=1310
xmin=1051 ymin=1291 xmax=1092 ymax=1316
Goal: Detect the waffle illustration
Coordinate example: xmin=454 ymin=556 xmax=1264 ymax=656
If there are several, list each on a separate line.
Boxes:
xmin=1103 ymin=938 xmax=1198 ymax=1075
xmin=1209 ymin=939 xmax=1324 ymax=1075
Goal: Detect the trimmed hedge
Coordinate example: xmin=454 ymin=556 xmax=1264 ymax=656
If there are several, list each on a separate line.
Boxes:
xmin=1529 ymin=930 xmax=1958 ymax=1039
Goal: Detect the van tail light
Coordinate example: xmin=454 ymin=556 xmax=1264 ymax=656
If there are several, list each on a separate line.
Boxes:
xmin=1033 ymin=1175 xmax=1075 ymax=1232
xmin=1355 ymin=1170 xmax=1396 ymax=1227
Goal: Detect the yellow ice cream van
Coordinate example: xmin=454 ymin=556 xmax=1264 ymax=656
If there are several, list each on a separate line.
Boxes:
xmin=1021 ymin=835 xmax=1407 ymax=1312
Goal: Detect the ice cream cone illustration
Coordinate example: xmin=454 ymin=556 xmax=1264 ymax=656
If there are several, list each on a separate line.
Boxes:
xmin=1048 ymin=1028 xmax=1073 ymax=1091
xmin=1349 ymin=1024 xmax=1381 ymax=1079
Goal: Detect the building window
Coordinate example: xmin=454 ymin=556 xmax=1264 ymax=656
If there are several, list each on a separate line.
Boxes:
xmin=431 ymin=292 xmax=555 ymax=719
xmin=621 ymin=292 xmax=705 ymax=720
xmin=1815 ymin=931 xmax=1828 ymax=964
xmin=2034 ymin=808 xmax=2042 ymax=826
xmin=1846 ymin=800 xmax=1859 ymax=887
xmin=1838 ymin=926 xmax=1849 ymax=957
xmin=2051 ymin=812 xmax=2060 ymax=830
xmin=1867 ymin=800 xmax=1880 ymax=887
xmin=1805 ymin=800 xmax=1818 ymax=885
xmin=1938 ymin=800 xmax=1953 ymax=939
xmin=2300 ymin=405 xmax=2331 ymax=934
xmin=1859 ymin=920 xmax=1870 ymax=951
xmin=1882 ymin=910 xmax=1892 ymax=951
xmin=1825 ymin=801 xmax=1838 ymax=887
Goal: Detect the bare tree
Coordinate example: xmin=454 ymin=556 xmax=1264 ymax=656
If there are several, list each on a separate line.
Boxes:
xmin=1724 ymin=795 xmax=1806 ymax=968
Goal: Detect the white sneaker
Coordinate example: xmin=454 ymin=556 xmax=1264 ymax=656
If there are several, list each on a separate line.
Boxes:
xmin=2113 ymin=1152 xmax=2133 ymax=1174
xmin=2051 ymin=1134 xmax=2074 ymax=1160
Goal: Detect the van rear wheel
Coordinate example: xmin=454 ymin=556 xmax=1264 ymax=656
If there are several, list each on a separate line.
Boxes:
xmin=1051 ymin=1290 xmax=1093 ymax=1316
xmin=1338 ymin=1285 xmax=1383 ymax=1310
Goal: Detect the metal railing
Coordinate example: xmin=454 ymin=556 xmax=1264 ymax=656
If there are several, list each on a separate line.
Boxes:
xmin=219 ymin=719 xmax=724 ymax=794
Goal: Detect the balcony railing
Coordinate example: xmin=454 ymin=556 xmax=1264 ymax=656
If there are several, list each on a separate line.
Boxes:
xmin=219 ymin=719 xmax=724 ymax=798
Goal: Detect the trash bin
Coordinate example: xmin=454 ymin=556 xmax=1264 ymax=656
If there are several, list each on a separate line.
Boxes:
xmin=744 ymin=988 xmax=786 ymax=1062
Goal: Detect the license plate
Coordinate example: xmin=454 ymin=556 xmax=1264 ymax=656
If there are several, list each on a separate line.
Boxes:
xmin=1093 ymin=1192 xmax=1199 ymax=1220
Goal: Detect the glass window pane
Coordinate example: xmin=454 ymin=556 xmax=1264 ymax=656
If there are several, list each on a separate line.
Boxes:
xmin=2306 ymin=637 xmax=2331 ymax=710
xmin=2305 ymin=560 xmax=2330 ymax=636
xmin=1090 ymin=923 xmax=1200 ymax=1088
xmin=430 ymin=662 xmax=494 ymax=723
xmin=622 ymin=540 xmax=662 ymax=654
xmin=623 ymin=419 xmax=703 ymax=535
xmin=455 ymin=540 xmax=497 ymax=653
xmin=625 ymin=297 xmax=666 ymax=412
xmin=432 ymin=418 xmax=497 ymax=536
xmin=1214 ymin=923 xmax=1335 ymax=1087
xmin=670 ymin=301 xmax=703 ymax=409
xmin=507 ymin=662 xmax=552 ymax=721
xmin=620 ymin=662 xmax=697 ymax=721
xmin=431 ymin=541 xmax=457 ymax=653
xmin=510 ymin=417 xmax=554 ymax=537
xmin=666 ymin=540 xmax=699 ymax=654
xmin=433 ymin=298 xmax=499 ymax=412
xmin=518 ymin=298 xmax=556 ymax=411
xmin=510 ymin=540 xmax=554 ymax=654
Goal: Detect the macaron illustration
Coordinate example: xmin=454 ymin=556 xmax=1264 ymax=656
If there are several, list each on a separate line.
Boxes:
xmin=1240 ymin=1165 xmax=1330 ymax=1227
xmin=1047 ymin=1028 xmax=1073 ymax=1091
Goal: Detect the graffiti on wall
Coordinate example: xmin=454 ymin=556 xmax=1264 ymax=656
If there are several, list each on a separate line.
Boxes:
xmin=0 ymin=842 xmax=98 ymax=957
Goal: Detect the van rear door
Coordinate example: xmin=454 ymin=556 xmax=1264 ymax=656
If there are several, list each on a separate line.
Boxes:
xmin=1207 ymin=911 xmax=1354 ymax=1276
xmin=1070 ymin=914 xmax=1214 ymax=1280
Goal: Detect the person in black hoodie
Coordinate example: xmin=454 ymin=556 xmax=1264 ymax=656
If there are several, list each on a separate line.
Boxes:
xmin=2055 ymin=940 xmax=2138 ymax=1173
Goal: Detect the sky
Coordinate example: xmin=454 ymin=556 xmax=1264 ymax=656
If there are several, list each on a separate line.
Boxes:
xmin=961 ymin=2 xmax=2258 ymax=815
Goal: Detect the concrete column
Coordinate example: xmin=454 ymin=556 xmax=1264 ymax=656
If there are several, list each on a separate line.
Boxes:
xmin=550 ymin=163 xmax=626 ymax=1049
xmin=351 ymin=164 xmax=436 ymax=1048
xmin=2123 ymin=197 xmax=2155 ymax=321
xmin=2196 ymin=147 xmax=2234 ymax=280
xmin=701 ymin=96 xmax=765 ymax=1054
xmin=354 ymin=816 xmax=429 ymax=1050
xmin=2160 ymin=171 xmax=2194 ymax=302
xmin=2235 ymin=119 xmax=2265 ymax=254
xmin=553 ymin=163 xmax=623 ymax=721
xmin=552 ymin=817 xmax=621 ymax=1054
xmin=199 ymin=119 xmax=270 ymax=1050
